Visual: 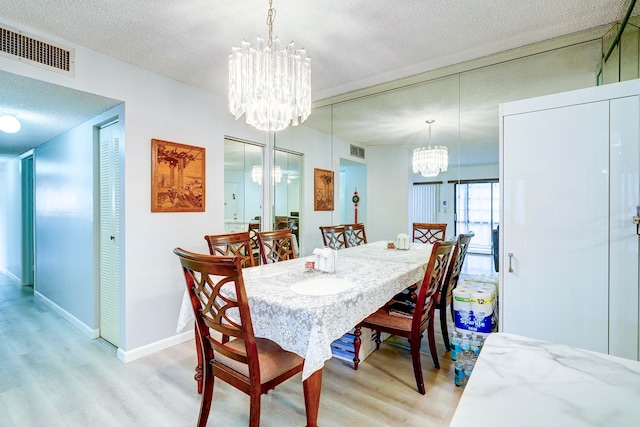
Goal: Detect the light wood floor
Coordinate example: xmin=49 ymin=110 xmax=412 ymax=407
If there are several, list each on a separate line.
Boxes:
xmin=0 ymin=271 xmax=474 ymax=427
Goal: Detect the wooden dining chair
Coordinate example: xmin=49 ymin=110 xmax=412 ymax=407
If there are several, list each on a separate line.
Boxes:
xmin=258 ymin=229 xmax=296 ymax=264
xmin=173 ymin=248 xmax=306 ymax=427
xmin=353 ymin=240 xmax=457 ymax=394
xmin=204 ymin=232 xmax=256 ymax=268
xmin=319 ymin=225 xmax=348 ymax=250
xmin=247 ymin=223 xmax=261 ymax=266
xmin=412 ymin=222 xmax=447 ymax=244
xmin=437 ymin=231 xmax=474 ymax=351
xmin=343 ymin=223 xmax=367 ymax=247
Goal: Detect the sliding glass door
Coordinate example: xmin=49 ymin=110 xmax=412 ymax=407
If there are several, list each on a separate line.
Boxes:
xmin=454 ymin=181 xmax=499 ymax=253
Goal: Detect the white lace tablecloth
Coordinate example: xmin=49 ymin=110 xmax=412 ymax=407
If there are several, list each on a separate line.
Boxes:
xmin=177 ymin=242 xmax=431 ymax=380
xmin=339 ymin=240 xmax=432 ymax=264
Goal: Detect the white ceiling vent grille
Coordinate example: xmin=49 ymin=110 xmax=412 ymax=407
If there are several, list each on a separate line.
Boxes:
xmin=0 ymin=24 xmax=74 ymax=75
xmin=350 ymin=144 xmax=365 ymax=159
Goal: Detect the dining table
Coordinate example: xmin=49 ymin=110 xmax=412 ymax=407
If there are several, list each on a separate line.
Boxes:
xmin=176 ymin=240 xmax=433 ymax=427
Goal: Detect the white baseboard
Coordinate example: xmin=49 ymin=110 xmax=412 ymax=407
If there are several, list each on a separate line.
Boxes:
xmin=34 ymin=290 xmax=99 ymax=339
xmin=31 ymin=287 xmax=195 ymax=364
xmin=0 ymin=266 xmax=21 ymax=285
xmin=117 ymin=330 xmax=194 ymax=363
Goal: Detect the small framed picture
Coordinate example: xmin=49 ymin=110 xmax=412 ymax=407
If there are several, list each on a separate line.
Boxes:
xmin=314 ymin=168 xmax=334 ymax=211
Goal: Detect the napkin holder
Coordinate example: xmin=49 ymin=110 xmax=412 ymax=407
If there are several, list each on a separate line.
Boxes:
xmin=313 ymin=248 xmax=338 ymax=273
xmin=396 ymin=233 xmax=410 ymax=250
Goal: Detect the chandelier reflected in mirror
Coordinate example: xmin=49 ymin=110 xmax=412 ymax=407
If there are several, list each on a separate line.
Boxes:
xmin=229 ymin=0 xmax=311 ymax=131
xmin=252 ymin=165 xmax=282 ymax=185
xmin=412 ymin=120 xmax=448 ymax=178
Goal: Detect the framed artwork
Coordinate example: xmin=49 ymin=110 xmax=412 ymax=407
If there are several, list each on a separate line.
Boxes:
xmin=314 ymin=168 xmax=334 ymax=211
xmin=151 ymin=139 xmax=205 ymax=212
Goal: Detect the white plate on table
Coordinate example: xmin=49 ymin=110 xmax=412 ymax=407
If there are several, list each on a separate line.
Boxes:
xmin=290 ymin=278 xmax=357 ymax=296
xmin=243 ymin=266 xmax=286 ymax=279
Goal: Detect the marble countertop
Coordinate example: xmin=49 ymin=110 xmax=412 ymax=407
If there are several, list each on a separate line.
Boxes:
xmin=449 ymin=332 xmax=640 ymax=426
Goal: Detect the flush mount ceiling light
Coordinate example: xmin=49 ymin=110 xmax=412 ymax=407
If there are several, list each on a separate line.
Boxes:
xmin=0 ymin=114 xmax=21 ymax=133
xmin=412 ymin=120 xmax=448 ymax=178
xmin=228 ymin=0 xmax=311 ymax=132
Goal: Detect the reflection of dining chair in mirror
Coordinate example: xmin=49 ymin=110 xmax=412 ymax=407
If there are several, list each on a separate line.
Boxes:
xmin=204 ymin=232 xmax=256 ymax=268
xmin=343 ymin=223 xmax=367 ymax=247
xmin=412 ymin=222 xmax=447 ymax=244
xmin=258 ymin=230 xmax=296 ymax=264
xmin=319 ymin=225 xmax=347 ymax=250
xmin=247 ymin=223 xmax=261 ymax=265
xmin=353 ymin=240 xmax=457 ymax=395
xmin=275 ymin=216 xmax=290 ymax=230
xmin=173 ymin=249 xmax=306 ymax=427
xmin=437 ymin=231 xmax=474 ymax=350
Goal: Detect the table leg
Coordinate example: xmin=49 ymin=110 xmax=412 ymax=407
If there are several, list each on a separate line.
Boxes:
xmin=302 ymin=369 xmax=322 ymax=427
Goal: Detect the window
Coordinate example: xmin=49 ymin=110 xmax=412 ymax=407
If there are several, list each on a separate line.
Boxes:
xmin=454 ymin=181 xmax=499 ymax=253
xmin=412 ymin=183 xmax=440 ymax=223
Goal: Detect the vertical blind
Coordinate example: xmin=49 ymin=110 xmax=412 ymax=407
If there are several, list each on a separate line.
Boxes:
xmin=412 ymin=183 xmax=439 ymax=223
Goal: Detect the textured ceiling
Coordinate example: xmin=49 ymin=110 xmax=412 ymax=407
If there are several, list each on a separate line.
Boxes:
xmin=0 ymin=0 xmax=633 ymax=163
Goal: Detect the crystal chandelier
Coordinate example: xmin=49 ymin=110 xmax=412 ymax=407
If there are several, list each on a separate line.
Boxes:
xmin=412 ymin=120 xmax=448 ymax=177
xmin=229 ymin=0 xmax=311 ymax=132
xmin=251 ymin=165 xmax=282 ymax=185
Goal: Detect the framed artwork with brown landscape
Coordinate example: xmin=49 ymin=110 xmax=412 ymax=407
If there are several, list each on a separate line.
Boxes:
xmin=314 ymin=168 xmax=334 ymax=211
xmin=151 ymin=139 xmax=205 ymax=212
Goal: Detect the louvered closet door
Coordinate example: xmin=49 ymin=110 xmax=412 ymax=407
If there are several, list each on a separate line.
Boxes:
xmin=99 ymin=122 xmax=121 ymax=347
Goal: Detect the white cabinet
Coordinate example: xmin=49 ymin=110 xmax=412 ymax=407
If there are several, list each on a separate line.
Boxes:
xmin=499 ymin=79 xmax=640 ymax=360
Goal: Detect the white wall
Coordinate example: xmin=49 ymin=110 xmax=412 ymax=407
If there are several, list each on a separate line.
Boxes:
xmin=367 ymin=148 xmax=411 ymax=242
xmin=0 ymin=17 xmax=266 ymax=358
xmin=0 ymin=157 xmax=22 ymax=281
xmin=33 ymin=107 xmax=118 ymax=328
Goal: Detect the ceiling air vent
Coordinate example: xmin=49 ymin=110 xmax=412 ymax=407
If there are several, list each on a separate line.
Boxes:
xmin=0 ymin=23 xmax=75 ymax=75
xmin=350 ymin=144 xmax=365 ymax=159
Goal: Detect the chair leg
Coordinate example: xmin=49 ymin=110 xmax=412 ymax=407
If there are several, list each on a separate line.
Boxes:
xmin=374 ymin=330 xmax=381 ymax=350
xmin=194 ymin=326 xmax=203 ymax=394
xmin=427 ymin=322 xmax=440 ymax=369
xmin=409 ymin=337 xmax=425 ymax=395
xmin=440 ymin=307 xmax=451 ymax=351
xmin=353 ymin=326 xmax=361 ymax=370
xmin=197 ymin=362 xmax=214 ymax=427
xmin=249 ymin=390 xmax=261 ymax=427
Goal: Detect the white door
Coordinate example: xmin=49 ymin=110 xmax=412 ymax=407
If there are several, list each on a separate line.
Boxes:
xmin=609 ymin=95 xmax=640 ymax=359
xmin=501 ymin=101 xmax=610 ymax=353
xmin=99 ymin=122 xmax=121 ymax=347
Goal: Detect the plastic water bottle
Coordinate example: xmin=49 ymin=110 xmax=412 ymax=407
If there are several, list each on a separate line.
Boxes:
xmin=460 ymin=333 xmax=471 ymax=354
xmin=454 ymin=360 xmax=466 ymax=387
xmin=450 ymin=332 xmax=462 ymax=361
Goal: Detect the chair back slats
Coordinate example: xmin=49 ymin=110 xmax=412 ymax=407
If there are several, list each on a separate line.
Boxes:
xmin=412 ymin=222 xmax=447 ymax=244
xmin=247 ymin=223 xmax=261 ymax=265
xmin=319 ymin=225 xmax=348 ymax=250
xmin=441 ymin=231 xmax=475 ymax=306
xmin=413 ymin=241 xmax=457 ymax=333
xmin=174 ymin=249 xmax=256 ymax=369
xmin=343 ymin=223 xmax=367 ymax=247
xmin=258 ymin=230 xmax=296 ymax=264
xmin=204 ymin=232 xmax=256 ymax=268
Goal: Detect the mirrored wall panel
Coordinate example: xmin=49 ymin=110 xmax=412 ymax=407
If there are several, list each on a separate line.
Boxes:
xmin=273 ymin=148 xmax=303 ymax=248
xmin=224 ymin=137 xmax=264 ymax=234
